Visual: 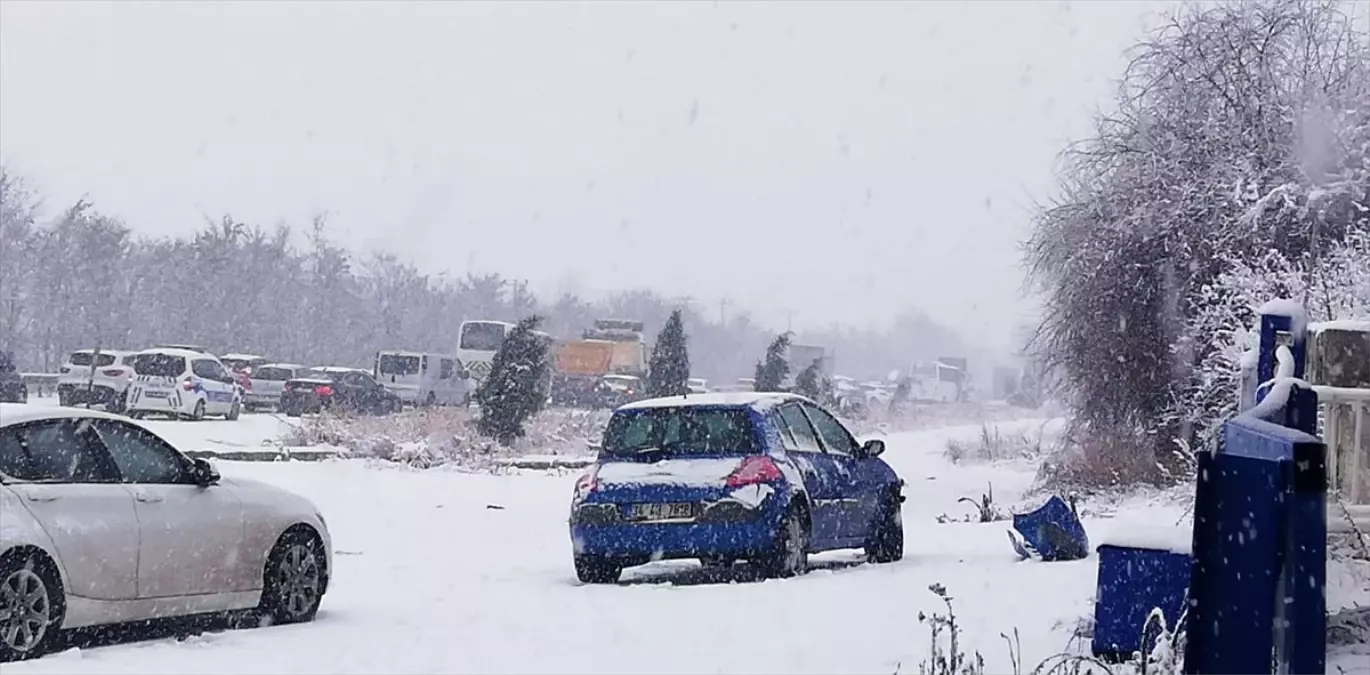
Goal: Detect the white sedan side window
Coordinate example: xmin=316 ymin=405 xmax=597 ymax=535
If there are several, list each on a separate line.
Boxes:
xmin=92 ymin=420 xmax=190 ymax=484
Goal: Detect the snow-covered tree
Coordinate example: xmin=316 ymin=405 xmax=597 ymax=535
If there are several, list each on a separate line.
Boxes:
xmin=647 ymin=309 xmax=690 ymax=398
xmin=754 ymin=333 xmax=791 ymax=393
xmin=1026 ymin=0 xmax=1369 ymax=481
xmin=476 ymin=315 xmax=551 ymax=446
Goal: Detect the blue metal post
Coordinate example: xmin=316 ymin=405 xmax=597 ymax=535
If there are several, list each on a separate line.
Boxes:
xmin=1255 ymin=313 xmax=1307 ymax=406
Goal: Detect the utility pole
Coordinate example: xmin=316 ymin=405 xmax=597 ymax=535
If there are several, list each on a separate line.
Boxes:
xmin=718 ymin=298 xmax=732 ymax=325
xmin=782 ymin=308 xmax=796 ymax=333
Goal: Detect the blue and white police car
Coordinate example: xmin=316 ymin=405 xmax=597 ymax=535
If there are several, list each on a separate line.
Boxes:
xmin=125 ymin=347 xmax=243 ymax=421
xmin=568 ymin=392 xmax=905 ymax=583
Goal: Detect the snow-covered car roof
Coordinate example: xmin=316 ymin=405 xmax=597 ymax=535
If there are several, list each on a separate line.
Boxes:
xmin=220 ymin=353 xmax=266 ymax=361
xmin=257 ymin=362 xmax=307 ymax=370
xmin=134 ymin=347 xmax=217 ymax=360
xmin=617 ymin=391 xmax=810 ymax=412
xmin=0 ymin=403 xmax=130 ymax=429
xmin=67 ymin=348 xmax=135 ymax=357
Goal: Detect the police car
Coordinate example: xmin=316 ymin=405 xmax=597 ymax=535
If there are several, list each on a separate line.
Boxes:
xmin=125 ymin=348 xmax=243 ymax=421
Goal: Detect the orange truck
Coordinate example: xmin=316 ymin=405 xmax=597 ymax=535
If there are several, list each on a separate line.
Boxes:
xmin=551 ymin=340 xmax=617 ymax=407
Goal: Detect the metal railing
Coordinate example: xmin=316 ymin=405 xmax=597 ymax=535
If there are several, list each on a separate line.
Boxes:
xmin=1314 ymin=385 xmax=1370 ymax=533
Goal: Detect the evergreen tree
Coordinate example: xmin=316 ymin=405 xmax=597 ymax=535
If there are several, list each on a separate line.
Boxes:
xmin=794 ymin=359 xmax=822 ymax=400
xmin=753 ymin=333 xmax=791 ymax=392
xmin=647 ymin=309 xmax=690 ymax=397
xmin=476 ymin=315 xmax=550 ymax=446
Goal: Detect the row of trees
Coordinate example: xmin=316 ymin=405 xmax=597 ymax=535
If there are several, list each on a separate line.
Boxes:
xmin=0 ymin=168 xmax=967 ymax=383
xmin=1026 ymin=0 xmax=1370 ymax=482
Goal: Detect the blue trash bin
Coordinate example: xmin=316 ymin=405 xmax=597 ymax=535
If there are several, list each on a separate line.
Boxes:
xmin=1092 ymin=543 xmax=1192 ymax=662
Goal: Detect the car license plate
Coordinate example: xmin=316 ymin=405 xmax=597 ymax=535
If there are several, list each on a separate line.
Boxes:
xmin=142 ymin=390 xmax=168 ymax=398
xmin=630 ymin=502 xmax=695 ymax=521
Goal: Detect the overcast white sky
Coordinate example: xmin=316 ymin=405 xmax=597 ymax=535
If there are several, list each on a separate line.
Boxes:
xmin=0 ymin=0 xmax=1179 ymax=347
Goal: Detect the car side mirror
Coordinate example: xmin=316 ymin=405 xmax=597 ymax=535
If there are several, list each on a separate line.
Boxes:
xmin=192 ymin=458 xmax=220 ymax=486
xmin=859 ymin=439 xmax=886 ymax=458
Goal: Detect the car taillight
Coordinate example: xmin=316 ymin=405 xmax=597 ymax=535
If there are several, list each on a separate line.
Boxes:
xmin=314 ymin=385 xmax=333 ymax=397
xmin=102 ymin=368 xmax=126 ymax=377
xmin=182 ymin=377 xmax=196 ymax=391
xmin=574 ymin=466 xmax=600 ymax=500
xmin=726 ymin=456 xmax=783 ymax=488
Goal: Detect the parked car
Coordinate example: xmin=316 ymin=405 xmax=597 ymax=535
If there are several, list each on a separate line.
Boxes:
xmin=0 ymin=351 xmax=25 ymax=403
xmin=56 ymin=349 xmax=136 ymax=411
xmin=567 ymin=392 xmax=904 ymax=583
xmin=596 ymin=374 xmax=643 ymax=408
xmin=0 ymin=404 xmax=331 ymax=661
xmin=687 ymin=378 xmax=709 ymax=395
xmin=125 ymin=348 xmax=243 ymax=421
xmin=245 ymin=363 xmax=308 ymax=411
xmin=279 ymin=367 xmax=402 ymax=417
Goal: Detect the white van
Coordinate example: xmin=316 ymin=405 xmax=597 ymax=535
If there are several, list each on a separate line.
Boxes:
xmin=374 ymin=351 xmax=469 ymax=406
xmin=126 ymin=348 xmax=243 ymax=420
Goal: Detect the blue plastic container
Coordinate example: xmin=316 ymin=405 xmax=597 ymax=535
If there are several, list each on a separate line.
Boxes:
xmin=1092 ymin=544 xmax=1192 ymax=662
xmin=1011 ymin=495 xmax=1088 ymax=561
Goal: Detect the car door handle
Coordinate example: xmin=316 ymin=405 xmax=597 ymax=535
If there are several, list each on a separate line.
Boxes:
xmin=134 ymin=491 xmax=164 ymax=503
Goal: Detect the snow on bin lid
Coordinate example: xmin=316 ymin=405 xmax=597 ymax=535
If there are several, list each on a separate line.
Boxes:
xmin=1097 ymin=524 xmax=1193 ymax=556
xmin=1256 ymin=298 xmax=1309 ymax=333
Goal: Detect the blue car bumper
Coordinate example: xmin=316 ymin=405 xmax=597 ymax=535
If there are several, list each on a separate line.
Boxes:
xmin=571 ymin=510 xmax=781 ymax=561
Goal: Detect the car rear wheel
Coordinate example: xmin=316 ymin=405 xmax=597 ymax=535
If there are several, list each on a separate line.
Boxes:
xmin=258 ymin=528 xmax=326 ymax=625
xmin=188 ymin=399 xmax=206 ymax=421
xmin=866 ymin=493 xmax=905 ymax=564
xmin=0 ymin=552 xmax=64 ymax=663
xmin=758 ymin=506 xmax=809 ymax=579
xmin=574 ymin=556 xmax=622 ymax=584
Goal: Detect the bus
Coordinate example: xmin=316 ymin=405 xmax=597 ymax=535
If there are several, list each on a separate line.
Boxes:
xmin=457 ymin=320 xmax=556 ymax=387
xmin=457 ymin=320 xmax=514 ymax=385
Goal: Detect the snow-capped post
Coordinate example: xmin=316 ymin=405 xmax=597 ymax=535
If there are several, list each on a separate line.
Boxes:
xmin=1184 ymin=299 xmax=1326 ymax=675
xmin=1249 ymin=299 xmax=1318 ymax=436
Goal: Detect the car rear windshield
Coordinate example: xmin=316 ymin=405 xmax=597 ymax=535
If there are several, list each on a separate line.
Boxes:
xmin=132 ymin=354 xmax=186 ymax=377
xmin=70 ymin=352 xmax=116 ymax=367
xmin=253 ymin=366 xmax=294 ymax=381
xmin=377 ymin=354 xmax=420 ymax=376
xmin=601 ymin=407 xmax=759 ymax=457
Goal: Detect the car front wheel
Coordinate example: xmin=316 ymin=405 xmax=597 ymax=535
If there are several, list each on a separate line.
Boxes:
xmin=866 ymin=492 xmax=905 ymax=564
xmin=259 ymin=528 xmax=326 ymax=625
xmin=0 ymin=552 xmax=63 ymax=662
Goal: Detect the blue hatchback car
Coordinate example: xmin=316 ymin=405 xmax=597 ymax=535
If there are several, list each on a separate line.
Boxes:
xmin=568 ymin=392 xmax=905 ymax=583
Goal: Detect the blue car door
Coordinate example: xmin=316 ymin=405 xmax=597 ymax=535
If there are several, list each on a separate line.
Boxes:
xmin=802 ymin=402 xmax=881 ymax=541
xmin=773 ymin=404 xmax=846 ymax=546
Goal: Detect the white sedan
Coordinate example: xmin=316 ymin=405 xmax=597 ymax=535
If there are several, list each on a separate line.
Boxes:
xmin=0 ymin=404 xmax=332 ymax=662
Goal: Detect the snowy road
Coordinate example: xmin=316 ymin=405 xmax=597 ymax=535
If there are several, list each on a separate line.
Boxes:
xmin=1 ymin=416 xmax=1234 ymax=674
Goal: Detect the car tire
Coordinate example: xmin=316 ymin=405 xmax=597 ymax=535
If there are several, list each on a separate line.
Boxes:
xmin=758 ymin=505 xmax=809 ymax=579
xmin=0 ymin=550 xmax=65 ymax=663
xmin=285 ymin=408 xmax=302 ymax=418
xmin=866 ymin=492 xmax=905 ymax=564
xmin=424 ymin=392 xmax=437 ymax=407
xmin=190 ymin=399 xmax=206 ymax=421
xmin=226 ymin=400 xmax=241 ymax=421
xmin=258 ymin=528 xmax=326 ymax=626
xmin=574 ymin=556 xmax=622 ymax=584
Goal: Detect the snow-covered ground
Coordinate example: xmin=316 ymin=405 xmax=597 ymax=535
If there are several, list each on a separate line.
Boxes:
xmin=8 ymin=403 xmax=1368 ymax=674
